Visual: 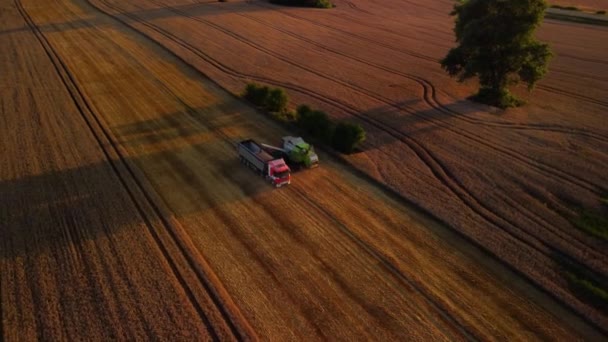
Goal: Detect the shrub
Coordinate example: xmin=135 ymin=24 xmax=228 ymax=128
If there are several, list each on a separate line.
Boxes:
xmin=296 ymin=104 xmax=312 ymax=118
xmin=597 ymin=10 xmax=606 ymax=15
xmin=332 ymin=122 xmax=366 ymax=153
xmin=273 ymin=109 xmax=297 ymax=123
xmin=243 ymin=83 xmax=270 ymax=107
xmin=315 ymin=0 xmax=333 ymax=8
xmin=265 ymin=87 xmax=289 ymax=113
xmin=297 ymin=108 xmax=334 ymax=142
xmin=470 ymin=87 xmax=524 ymax=109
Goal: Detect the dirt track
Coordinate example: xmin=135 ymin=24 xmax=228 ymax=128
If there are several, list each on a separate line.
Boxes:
xmin=1 ymin=0 xmax=606 ymax=339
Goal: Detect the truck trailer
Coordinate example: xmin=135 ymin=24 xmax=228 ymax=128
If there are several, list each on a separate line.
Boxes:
xmin=237 ymin=139 xmax=291 ymax=187
xmin=262 ymin=136 xmax=319 ymax=169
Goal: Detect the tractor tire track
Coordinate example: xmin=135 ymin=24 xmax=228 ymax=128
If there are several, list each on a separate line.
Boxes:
xmin=80 ymin=17 xmax=470 ymax=335
xmin=234 ymin=7 xmax=608 ymax=143
xmin=288 ymin=185 xmax=478 ymax=341
xmin=96 ymin=0 xmax=607 ymax=274
xmin=247 ymin=0 xmax=608 ymax=108
xmin=232 ymin=9 xmax=608 ymax=195
xmin=94 ymin=6 xmax=608 ymax=333
xmin=537 ymin=83 xmax=608 ymax=107
xmin=551 ymin=67 xmax=608 ymax=82
xmin=15 ymin=1 xmax=252 ymax=340
xmin=159 ymin=0 xmax=608 ymax=193
xmin=143 ymin=0 xmax=607 ymax=258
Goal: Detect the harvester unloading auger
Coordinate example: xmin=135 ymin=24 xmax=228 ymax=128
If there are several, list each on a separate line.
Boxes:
xmin=262 ymin=136 xmax=319 ymax=169
xmin=237 ymin=136 xmax=319 ymax=187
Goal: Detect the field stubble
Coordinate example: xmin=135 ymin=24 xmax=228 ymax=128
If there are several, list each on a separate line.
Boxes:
xmin=0 ymin=0 xmax=606 ymax=339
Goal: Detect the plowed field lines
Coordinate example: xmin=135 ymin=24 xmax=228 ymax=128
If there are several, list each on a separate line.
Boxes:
xmin=3 ymin=0 xmax=606 ymax=339
xmin=100 ymin=0 xmax=606 ymax=275
xmin=12 ymin=0 xmax=253 ymax=339
xmin=86 ymin=0 xmax=607 ymax=331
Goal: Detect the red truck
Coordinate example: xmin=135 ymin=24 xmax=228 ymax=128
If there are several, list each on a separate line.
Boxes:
xmin=237 ymin=139 xmax=291 ymax=187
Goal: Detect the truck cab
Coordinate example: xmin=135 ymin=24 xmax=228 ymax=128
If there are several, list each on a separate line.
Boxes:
xmin=267 ymin=159 xmax=291 ymax=187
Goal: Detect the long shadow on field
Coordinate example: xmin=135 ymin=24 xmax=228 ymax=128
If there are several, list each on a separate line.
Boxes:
xmin=353 ymin=98 xmax=480 ymax=150
xmin=0 ymin=108 xmax=280 ymax=260
xmin=0 ymin=148 xmax=274 ymax=258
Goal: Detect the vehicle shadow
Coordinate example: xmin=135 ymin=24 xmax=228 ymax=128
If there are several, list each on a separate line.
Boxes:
xmin=0 ymin=101 xmax=288 ymax=260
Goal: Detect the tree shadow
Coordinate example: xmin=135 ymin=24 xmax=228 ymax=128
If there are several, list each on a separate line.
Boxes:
xmin=350 ymin=98 xmax=481 ymax=151
xmin=0 ymin=107 xmax=281 ymax=260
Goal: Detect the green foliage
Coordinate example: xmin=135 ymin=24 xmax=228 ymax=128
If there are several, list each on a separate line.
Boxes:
xmin=272 ymin=109 xmax=297 ymax=123
xmin=244 ymin=83 xmax=289 ymax=113
xmin=441 ymin=0 xmax=552 ymax=108
xmin=472 ymin=87 xmax=524 ymax=108
xmin=331 ymin=122 xmax=366 ymax=153
xmin=270 ymin=0 xmax=333 ymax=8
xmin=571 ymin=209 xmax=608 ymax=240
xmin=557 ymin=257 xmax=608 ymax=314
xmin=243 ymin=83 xmax=270 ymax=107
xmin=265 ymin=88 xmax=289 ymax=113
xmin=243 ymin=86 xmax=367 ymax=154
xmin=315 ymin=0 xmax=333 ymax=8
xmin=297 ymin=107 xmax=334 ymax=143
xmin=565 ymin=271 xmax=608 ymax=313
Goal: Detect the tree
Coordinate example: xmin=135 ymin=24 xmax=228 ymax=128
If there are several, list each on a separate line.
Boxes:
xmin=332 ymin=122 xmax=366 ymax=153
xmin=243 ymin=82 xmax=270 ymax=107
xmin=264 ymin=88 xmax=289 ymax=112
xmin=297 ymin=107 xmax=334 ymax=143
xmin=441 ymin=0 xmax=552 ymax=108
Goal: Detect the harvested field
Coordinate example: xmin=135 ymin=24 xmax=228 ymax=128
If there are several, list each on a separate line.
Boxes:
xmin=85 ymin=0 xmax=608 ymax=332
xmin=550 ymin=0 xmax=608 ymax=10
xmin=1 ymin=0 xmax=606 ymax=339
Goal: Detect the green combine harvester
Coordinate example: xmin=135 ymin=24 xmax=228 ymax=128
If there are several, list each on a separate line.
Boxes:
xmin=262 ymin=136 xmax=319 ymax=169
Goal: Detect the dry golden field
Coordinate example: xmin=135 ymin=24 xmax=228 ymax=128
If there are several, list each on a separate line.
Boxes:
xmin=1 ymin=0 xmax=606 ymax=340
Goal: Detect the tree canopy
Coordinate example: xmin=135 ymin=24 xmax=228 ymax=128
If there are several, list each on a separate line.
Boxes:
xmin=441 ymin=0 xmax=552 ymax=108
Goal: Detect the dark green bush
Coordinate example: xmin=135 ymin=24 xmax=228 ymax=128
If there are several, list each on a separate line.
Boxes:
xmin=297 ymin=108 xmax=334 ymax=142
xmin=265 ymin=88 xmax=289 ymax=113
xmin=331 ymin=122 xmax=366 ymax=153
xmin=296 ymin=104 xmax=312 ymax=118
xmin=470 ymin=87 xmax=524 ymax=109
xmin=243 ymin=83 xmax=270 ymax=107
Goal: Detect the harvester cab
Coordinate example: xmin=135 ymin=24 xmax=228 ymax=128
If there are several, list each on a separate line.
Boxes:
xmin=281 ymin=136 xmax=319 ymax=168
xmin=267 ymin=159 xmax=291 ymax=187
